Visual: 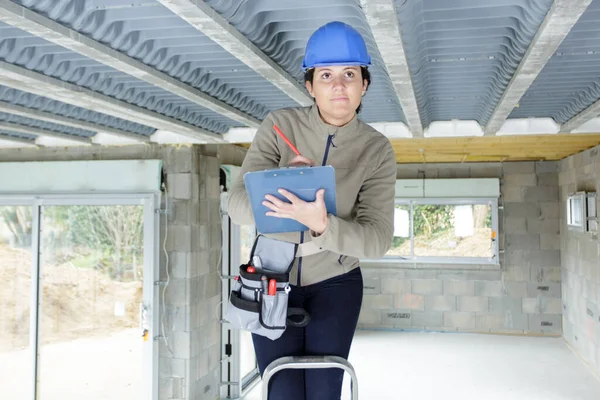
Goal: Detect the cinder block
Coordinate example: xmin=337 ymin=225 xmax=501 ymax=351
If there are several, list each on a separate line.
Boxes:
xmin=191 ymin=225 xmax=207 ymax=251
xmin=504 ymin=217 xmax=527 ymax=234
xmin=363 ymin=294 xmax=394 ymax=310
xmin=526 ymin=219 xmax=559 ymax=235
xmin=474 ymin=281 xmax=504 ymax=297
xmin=505 ymin=234 xmax=540 ymax=250
xmin=160 ymin=357 xmax=187 ymax=379
xmin=527 ymin=282 xmax=561 ymax=298
xmin=439 ymin=166 xmax=470 ymax=178
xmin=503 ymin=265 xmax=531 ymax=282
xmin=159 ymin=377 xmax=174 ymax=400
xmin=396 ymin=293 xmax=425 ymax=310
xmin=470 ymin=164 xmax=502 ymax=178
xmin=165 ymin=278 xmax=188 ymax=307
xmin=412 ymin=311 xmax=443 ymax=327
xmin=528 ymin=314 xmax=562 ymax=334
xmin=171 ymin=200 xmax=189 ymax=225
xmin=522 ymin=297 xmax=562 ymax=314
xmin=579 ymin=239 xmax=599 ymax=262
xmin=525 ymin=186 xmax=559 ymax=202
xmin=363 ymin=277 xmax=381 ymax=294
xmin=164 ymin=146 xmax=193 ymax=173
xmin=168 ymin=305 xmax=191 ymax=332
xmin=195 ymin=352 xmax=209 ymax=380
xmin=503 ymin=162 xmax=535 ymax=174
xmin=504 ymin=282 xmax=528 ymax=297
xmin=503 ymin=202 xmax=540 ymax=218
xmin=444 ymin=280 xmax=475 ymax=296
xmin=506 ymin=250 xmax=560 ymax=268
xmin=438 ymin=270 xmax=502 ymax=281
xmin=530 ymin=266 xmax=561 ymax=283
xmin=444 ymin=311 xmax=476 ymax=329
xmin=358 ymin=309 xmax=382 ymax=325
xmin=168 ymin=331 xmax=192 ymax=359
xmin=458 ymin=296 xmax=489 ymax=312
xmin=540 ymin=234 xmax=560 ymax=250
xmin=539 ymin=202 xmax=560 ymax=219
xmin=489 ymin=297 xmax=522 ymax=315
xmin=169 ymin=173 xmax=192 ymax=200
xmin=537 ymin=173 xmax=558 ymax=186
xmin=535 ymin=161 xmax=558 ymax=173
xmin=166 ymin=225 xmax=192 ymax=252
xmin=502 ymin=311 xmax=529 ymax=330
xmin=503 ymin=187 xmax=527 ymax=202
xmin=426 ymin=295 xmax=457 ymax=311
xmin=381 ymin=310 xmax=412 ymax=327
xmin=204 ymin=272 xmax=221 ymax=299
xmin=503 ymin=173 xmax=537 ymax=187
xmin=412 ymin=279 xmax=443 ymax=295
xmin=382 ymin=278 xmax=411 ymax=294
xmin=475 ymin=314 xmax=506 ymax=331
xmin=170 ymin=252 xmax=190 ymax=279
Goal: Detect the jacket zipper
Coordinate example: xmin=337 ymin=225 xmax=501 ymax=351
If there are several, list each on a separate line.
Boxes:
xmin=297 ymin=133 xmax=335 ymax=287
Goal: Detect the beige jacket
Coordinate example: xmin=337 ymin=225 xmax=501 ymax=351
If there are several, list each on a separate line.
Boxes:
xmin=228 ymin=105 xmax=396 ymax=286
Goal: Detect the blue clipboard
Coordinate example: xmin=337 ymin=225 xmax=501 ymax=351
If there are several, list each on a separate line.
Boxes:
xmin=243 ymin=165 xmax=337 ymax=234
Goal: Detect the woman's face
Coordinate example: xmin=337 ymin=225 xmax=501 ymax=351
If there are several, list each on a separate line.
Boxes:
xmin=305 ymin=66 xmax=367 ymax=127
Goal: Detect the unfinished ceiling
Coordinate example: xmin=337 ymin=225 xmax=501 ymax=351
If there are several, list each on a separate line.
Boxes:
xmin=0 ymin=0 xmax=599 ymax=162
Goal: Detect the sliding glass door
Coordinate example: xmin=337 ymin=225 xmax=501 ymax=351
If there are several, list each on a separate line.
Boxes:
xmin=0 ymin=196 xmax=158 ymax=400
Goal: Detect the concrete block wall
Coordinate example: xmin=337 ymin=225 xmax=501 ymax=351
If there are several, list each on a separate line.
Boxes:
xmin=359 ymin=161 xmax=562 ymax=335
xmin=0 ymin=144 xmax=230 ymax=400
xmin=559 ymin=145 xmax=600 ymax=376
xmin=160 ymin=148 xmax=223 ymax=400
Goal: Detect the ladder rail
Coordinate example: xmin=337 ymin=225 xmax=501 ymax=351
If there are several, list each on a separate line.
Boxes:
xmin=261 ymin=355 xmax=358 ymax=400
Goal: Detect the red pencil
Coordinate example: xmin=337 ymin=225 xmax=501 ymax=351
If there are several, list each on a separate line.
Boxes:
xmin=273 ymin=124 xmax=301 ymax=156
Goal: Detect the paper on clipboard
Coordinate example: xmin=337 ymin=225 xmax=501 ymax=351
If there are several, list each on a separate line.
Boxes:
xmin=243 ymin=165 xmax=337 ymax=234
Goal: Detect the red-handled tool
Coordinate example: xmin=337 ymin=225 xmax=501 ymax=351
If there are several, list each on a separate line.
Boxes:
xmin=268 ymin=279 xmax=277 ymax=296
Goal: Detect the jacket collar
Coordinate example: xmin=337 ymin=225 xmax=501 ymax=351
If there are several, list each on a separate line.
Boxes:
xmin=308 ymin=104 xmax=360 ymax=137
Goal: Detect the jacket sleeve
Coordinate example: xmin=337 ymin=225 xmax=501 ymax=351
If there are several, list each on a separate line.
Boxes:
xmin=309 ymin=139 xmax=396 ymax=259
xmin=227 ymin=113 xmax=280 ymax=226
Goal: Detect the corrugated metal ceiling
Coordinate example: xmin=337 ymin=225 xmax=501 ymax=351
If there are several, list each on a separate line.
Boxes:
xmin=510 ymin=0 xmax=600 ymax=123
xmin=0 ymin=0 xmax=598 ymax=150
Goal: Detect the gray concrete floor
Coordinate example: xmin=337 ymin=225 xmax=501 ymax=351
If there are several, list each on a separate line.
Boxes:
xmin=243 ymin=330 xmax=600 ymax=400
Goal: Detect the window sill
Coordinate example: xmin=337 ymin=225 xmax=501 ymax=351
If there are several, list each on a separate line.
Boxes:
xmin=360 ymin=257 xmax=500 ymax=271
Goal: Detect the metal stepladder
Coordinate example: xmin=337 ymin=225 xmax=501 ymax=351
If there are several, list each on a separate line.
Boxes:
xmin=261 ymin=355 xmax=359 ymax=400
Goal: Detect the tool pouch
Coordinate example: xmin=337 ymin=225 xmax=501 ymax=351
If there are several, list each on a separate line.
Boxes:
xmin=225 ymin=234 xmax=311 ymax=341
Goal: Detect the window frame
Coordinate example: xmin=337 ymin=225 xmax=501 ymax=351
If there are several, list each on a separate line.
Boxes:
xmin=373 ymin=197 xmax=500 ymax=266
xmin=566 ymin=192 xmax=586 ymax=232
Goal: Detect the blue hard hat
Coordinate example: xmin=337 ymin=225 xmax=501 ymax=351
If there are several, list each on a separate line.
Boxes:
xmin=302 ymin=21 xmax=372 ymax=71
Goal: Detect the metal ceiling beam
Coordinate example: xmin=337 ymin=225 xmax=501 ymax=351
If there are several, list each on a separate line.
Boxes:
xmin=559 ymin=99 xmax=600 ymax=133
xmin=0 ymin=0 xmax=260 ymax=129
xmin=359 ymin=0 xmax=423 ymax=137
xmin=0 ymin=133 xmax=38 ymax=146
xmin=0 ymin=101 xmax=150 ymax=142
xmin=485 ymin=0 xmax=592 ymax=135
xmin=0 ymin=61 xmax=224 ymax=143
xmin=158 ymin=0 xmax=312 ymax=106
xmin=0 ymin=121 xmax=93 ymax=144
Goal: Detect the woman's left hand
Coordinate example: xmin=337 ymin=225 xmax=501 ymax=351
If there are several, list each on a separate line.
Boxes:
xmin=263 ymin=188 xmax=328 ymax=234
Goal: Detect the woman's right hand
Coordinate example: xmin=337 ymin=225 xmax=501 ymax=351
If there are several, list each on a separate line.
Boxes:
xmin=289 ymin=155 xmax=315 ymax=167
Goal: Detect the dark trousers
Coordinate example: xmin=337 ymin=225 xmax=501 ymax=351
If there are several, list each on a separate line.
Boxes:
xmin=252 ymin=267 xmax=364 ymax=400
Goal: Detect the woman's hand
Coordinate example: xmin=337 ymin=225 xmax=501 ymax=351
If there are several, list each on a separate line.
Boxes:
xmin=289 ymin=155 xmax=315 ymax=167
xmin=263 ymin=188 xmax=328 ymax=234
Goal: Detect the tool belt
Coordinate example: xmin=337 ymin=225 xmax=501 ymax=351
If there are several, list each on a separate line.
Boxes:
xmin=225 ymin=234 xmax=311 ymax=340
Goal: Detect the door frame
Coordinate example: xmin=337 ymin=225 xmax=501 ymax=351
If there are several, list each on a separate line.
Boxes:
xmin=0 ymin=192 xmax=160 ymax=400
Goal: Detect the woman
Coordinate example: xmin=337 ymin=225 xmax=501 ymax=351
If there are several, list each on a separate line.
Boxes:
xmin=228 ymin=21 xmax=397 ymax=399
